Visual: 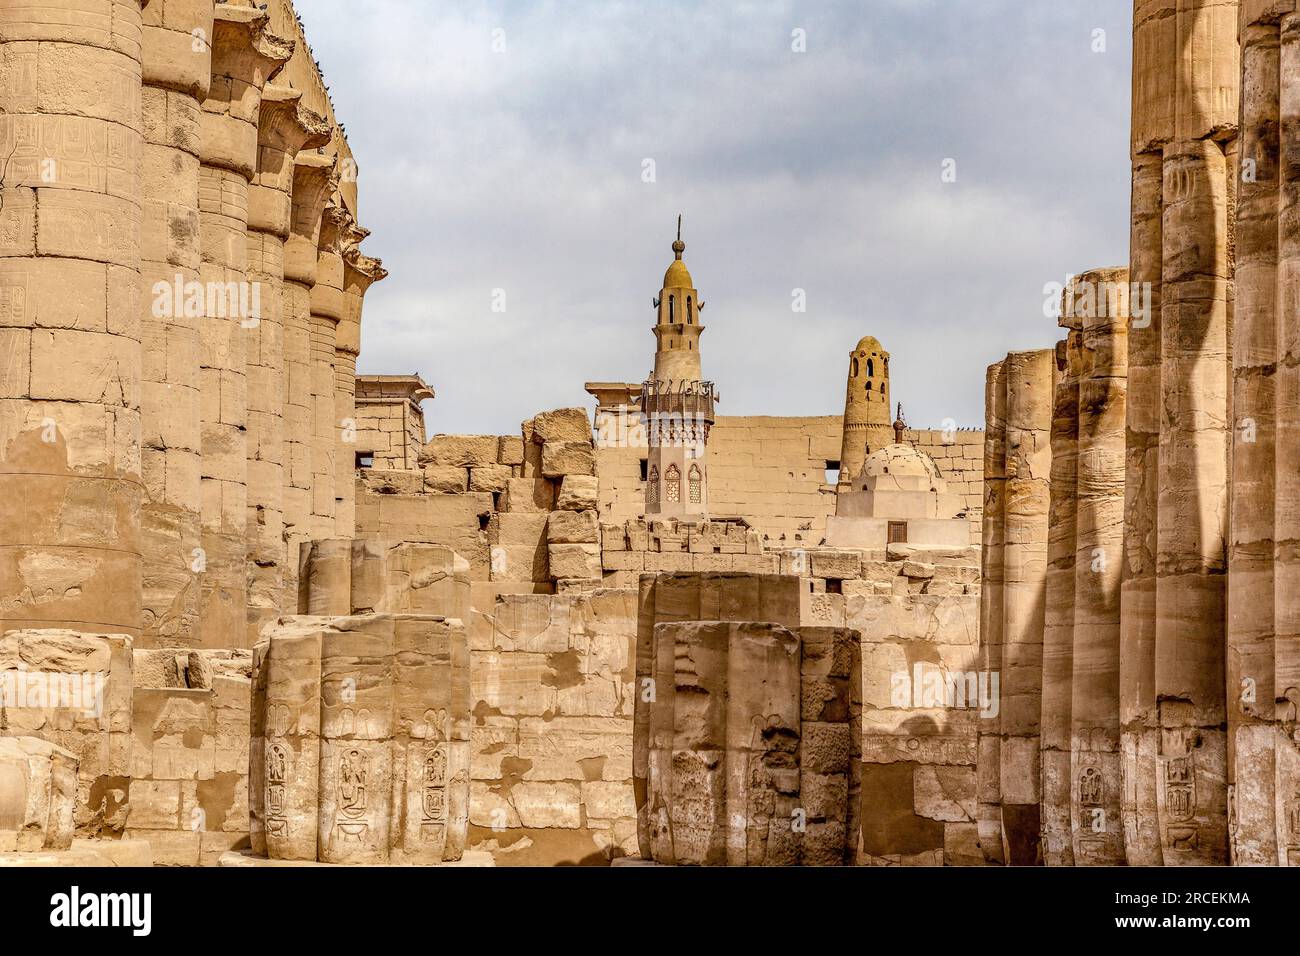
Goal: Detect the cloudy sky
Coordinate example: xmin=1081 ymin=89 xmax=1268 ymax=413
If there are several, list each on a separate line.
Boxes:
xmin=300 ymin=0 xmax=1132 ymax=434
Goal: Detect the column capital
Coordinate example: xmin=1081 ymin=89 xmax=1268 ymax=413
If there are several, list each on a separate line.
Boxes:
xmin=259 ymin=85 xmax=332 ymax=156
xmin=285 ymin=155 xmax=339 ymax=283
xmin=211 ymin=5 xmax=294 ymax=92
xmin=317 ymin=200 xmax=354 ymax=257
xmin=290 ymin=154 xmax=339 ymax=241
xmin=343 ymin=251 xmax=388 ymax=291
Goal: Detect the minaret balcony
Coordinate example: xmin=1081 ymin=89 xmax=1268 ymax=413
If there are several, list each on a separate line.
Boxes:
xmin=640 ymin=379 xmax=717 ymax=424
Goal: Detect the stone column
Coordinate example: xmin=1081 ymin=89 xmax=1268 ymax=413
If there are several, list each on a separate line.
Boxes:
xmin=1155 ymin=136 xmax=1231 ymax=865
xmin=1042 ymin=331 xmax=1081 ymax=866
xmin=135 ymin=0 xmax=214 ymax=647
xmin=1121 ymin=151 xmax=1165 ymax=866
xmin=196 ymin=5 xmax=290 ymax=649
xmin=1275 ymin=8 xmax=1300 ymax=867
xmin=245 ymin=84 xmax=329 ymax=637
xmin=1230 ymin=14 xmax=1281 ymax=865
xmin=0 ymin=0 xmax=144 ymax=638
xmin=1069 ymin=270 xmax=1129 ymax=866
xmin=308 ymin=204 xmax=349 ymax=540
xmin=336 ymin=252 xmax=387 ymax=537
xmin=976 ymin=360 xmax=1007 ymax=864
xmin=1132 ymin=0 xmax=1177 ymax=157
xmin=997 ymin=349 xmax=1052 ymax=865
xmin=283 ymin=154 xmax=337 ymax=571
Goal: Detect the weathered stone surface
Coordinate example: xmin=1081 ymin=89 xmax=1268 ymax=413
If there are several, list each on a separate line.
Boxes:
xmin=548 ymin=544 xmax=602 ymax=581
xmin=0 ymin=737 xmax=78 ymax=852
xmin=637 ymin=604 xmax=861 ymax=865
xmin=423 ymin=466 xmax=469 ymax=494
xmin=547 ymin=509 xmax=599 ymax=545
xmin=423 ymin=435 xmax=499 ymax=469
xmin=541 ymin=441 xmax=596 ymax=478
xmin=528 ymin=408 xmax=592 ymax=445
xmin=254 ymin=611 xmax=470 ymax=864
xmin=556 ymin=475 xmax=599 ymax=511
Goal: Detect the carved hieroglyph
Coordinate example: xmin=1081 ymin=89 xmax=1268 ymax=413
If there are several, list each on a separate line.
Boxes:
xmin=640 ymin=618 xmax=861 ymax=865
xmin=254 ymin=612 xmax=469 ymax=864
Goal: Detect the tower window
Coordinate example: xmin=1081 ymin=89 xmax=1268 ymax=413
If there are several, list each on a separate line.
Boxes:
xmin=881 ymin=382 xmax=886 ymax=394
xmin=639 ymin=458 xmax=648 ymax=481
xmin=887 ymin=521 xmax=908 ymax=544
xmin=851 ymin=357 xmax=858 ymax=378
xmin=866 ymin=358 xmax=874 ymax=377
xmin=688 ymin=463 xmax=702 ymax=503
xmin=665 ymin=464 xmax=680 ymax=503
xmin=648 ymin=466 xmax=660 ymax=504
xmin=825 ymin=460 xmax=840 ymax=485
xmin=669 ymin=295 xmax=675 ymax=324
xmin=687 ymin=296 xmax=693 ymax=324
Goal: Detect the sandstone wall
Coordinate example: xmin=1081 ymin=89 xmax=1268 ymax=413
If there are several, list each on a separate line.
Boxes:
xmin=126 ymin=649 xmax=252 ymax=865
xmin=596 ymin=415 xmax=984 ymax=545
xmin=849 ymin=547 xmax=983 ymax=865
xmin=466 ymin=589 xmax=638 ymax=865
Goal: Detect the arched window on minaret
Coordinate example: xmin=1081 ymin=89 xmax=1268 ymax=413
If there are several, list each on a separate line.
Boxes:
xmin=669 ymin=295 xmax=675 ymax=324
xmin=880 ymin=382 xmax=886 ymax=396
xmin=867 ymin=358 xmax=874 ymax=377
xmin=688 ymin=464 xmax=702 ymax=503
xmin=687 ymin=296 xmax=693 ymax=324
xmin=648 ymin=466 xmax=660 ymax=504
xmin=851 ymin=357 xmax=858 ymax=378
xmin=665 ymin=464 xmax=680 ymax=503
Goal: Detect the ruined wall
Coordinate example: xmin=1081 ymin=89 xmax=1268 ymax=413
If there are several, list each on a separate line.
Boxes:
xmin=596 ymin=415 xmax=983 ymax=545
xmin=467 ymin=589 xmax=638 ymax=865
xmin=354 ymin=409 xmax=597 ymax=585
xmin=353 ymin=376 xmax=431 ymax=471
xmin=850 ymin=546 xmax=983 ymax=865
xmin=125 ymin=649 xmax=252 ymax=866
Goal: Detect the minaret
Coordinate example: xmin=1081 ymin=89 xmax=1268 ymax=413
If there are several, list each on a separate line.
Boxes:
xmin=837 ymin=335 xmax=892 ymax=487
xmin=642 ymin=217 xmax=716 ymax=521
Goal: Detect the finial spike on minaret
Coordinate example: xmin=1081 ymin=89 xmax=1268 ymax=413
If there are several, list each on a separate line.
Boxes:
xmin=673 ymin=215 xmax=685 ymax=259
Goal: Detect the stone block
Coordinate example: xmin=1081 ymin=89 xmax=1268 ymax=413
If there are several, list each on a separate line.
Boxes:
xmin=528 ymin=408 xmax=592 ymax=444
xmin=547 ymin=509 xmax=599 ymax=545
xmin=541 ymin=441 xmax=595 ymax=477
xmin=556 ymin=475 xmax=598 ymax=511
xmin=497 ymin=435 xmax=524 ymax=466
xmin=549 ymin=544 xmax=602 ymax=580
xmin=501 ymin=478 xmax=555 ymax=513
xmin=423 ymin=435 xmax=499 ymax=468
xmin=423 ymin=466 xmax=469 ymax=494
xmin=469 ymin=464 xmax=512 ymax=494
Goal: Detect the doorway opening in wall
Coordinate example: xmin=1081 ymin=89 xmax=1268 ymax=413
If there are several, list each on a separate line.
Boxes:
xmin=824 ymin=460 xmax=840 ymax=485
xmin=356 ymin=453 xmax=374 ymax=469
xmin=887 ymin=521 xmax=908 ymax=544
xmin=639 ymin=458 xmax=648 ymax=481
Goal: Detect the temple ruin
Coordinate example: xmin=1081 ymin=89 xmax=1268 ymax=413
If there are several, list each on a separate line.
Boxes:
xmin=0 ymin=0 xmax=1296 ymax=870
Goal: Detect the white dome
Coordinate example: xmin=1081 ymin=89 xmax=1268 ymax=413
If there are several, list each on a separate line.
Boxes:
xmin=857 ymin=443 xmax=946 ymax=492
